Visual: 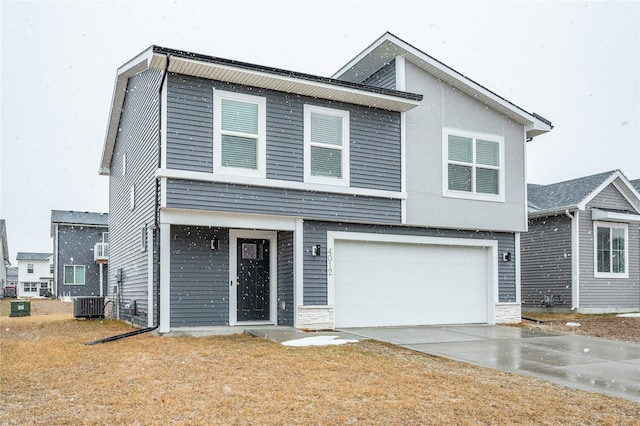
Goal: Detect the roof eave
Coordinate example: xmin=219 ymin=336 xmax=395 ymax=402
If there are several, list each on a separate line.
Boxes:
xmin=334 ymin=32 xmax=553 ymax=138
xmin=528 ymin=206 xmax=579 ymax=219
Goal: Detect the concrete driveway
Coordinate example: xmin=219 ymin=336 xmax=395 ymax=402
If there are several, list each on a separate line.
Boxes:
xmin=340 ymin=325 xmax=640 ymax=403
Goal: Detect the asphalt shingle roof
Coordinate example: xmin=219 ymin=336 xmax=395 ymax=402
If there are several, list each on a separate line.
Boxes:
xmin=527 ymin=170 xmax=619 ymax=211
xmin=16 ymin=252 xmax=52 ymax=261
xmin=51 ymin=210 xmax=108 ymax=226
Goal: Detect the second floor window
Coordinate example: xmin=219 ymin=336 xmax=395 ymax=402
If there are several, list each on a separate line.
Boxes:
xmin=214 ymin=90 xmax=266 ymax=178
xmin=304 ymin=105 xmax=350 ymax=186
xmin=27 ymin=263 xmax=34 ymax=273
xmin=444 ymin=129 xmax=504 ymax=202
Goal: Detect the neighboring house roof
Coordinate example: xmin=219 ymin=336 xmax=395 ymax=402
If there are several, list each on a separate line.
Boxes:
xmin=632 ymin=179 xmax=640 ymax=192
xmin=0 ymin=219 xmax=9 ymax=266
xmin=7 ymin=267 xmax=18 ymax=279
xmin=528 ymin=170 xmax=640 ymax=217
xmin=16 ymin=252 xmax=53 ymax=261
xmin=333 ymin=32 xmax=553 ymax=140
xmin=99 ymin=43 xmax=424 ymax=175
xmin=50 ymin=210 xmax=108 ymax=237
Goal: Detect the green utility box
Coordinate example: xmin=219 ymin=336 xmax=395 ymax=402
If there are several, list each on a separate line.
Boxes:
xmin=9 ymin=300 xmax=31 ymax=317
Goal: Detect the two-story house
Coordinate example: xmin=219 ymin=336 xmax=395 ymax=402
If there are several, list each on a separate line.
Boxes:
xmin=99 ymin=32 xmax=551 ymax=333
xmin=16 ymin=252 xmax=53 ymax=298
xmin=51 ymin=210 xmax=109 ymax=298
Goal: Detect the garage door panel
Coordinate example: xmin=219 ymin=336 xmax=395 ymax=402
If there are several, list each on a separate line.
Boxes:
xmin=334 ymin=240 xmax=490 ymax=328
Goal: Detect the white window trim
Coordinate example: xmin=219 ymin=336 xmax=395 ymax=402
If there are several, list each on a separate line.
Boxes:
xmin=64 ymin=265 xmax=86 ymax=285
xmin=130 ymin=185 xmax=135 ymax=211
xmin=442 ymin=128 xmax=505 ymax=202
xmin=303 ymin=104 xmax=350 ymax=187
xmin=593 ymin=221 xmax=629 ymax=278
xmin=213 ymin=89 xmax=266 ymax=178
xmin=140 ymin=227 xmax=147 ymax=252
xmin=27 ymin=263 xmax=34 ymax=274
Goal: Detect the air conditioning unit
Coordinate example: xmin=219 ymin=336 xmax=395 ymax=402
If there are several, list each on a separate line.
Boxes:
xmin=74 ymin=296 xmax=105 ymax=319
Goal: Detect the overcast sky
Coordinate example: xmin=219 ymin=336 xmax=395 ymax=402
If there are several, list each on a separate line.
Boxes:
xmin=1 ymin=0 xmax=639 ymax=265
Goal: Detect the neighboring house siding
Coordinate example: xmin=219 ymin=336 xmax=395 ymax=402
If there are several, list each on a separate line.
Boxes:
xmin=578 ymin=185 xmax=640 ymax=309
xmin=362 ymin=61 xmax=396 ymax=90
xmin=108 ymin=69 xmax=162 ymax=323
xmin=302 ymin=220 xmax=516 ymax=305
xmin=170 ymin=226 xmax=229 ymax=327
xmin=165 ymin=74 xmax=401 ymax=191
xmin=56 ymin=225 xmax=108 ymax=297
xmin=521 ymin=215 xmax=573 ymax=309
xmin=166 ymin=180 xmax=402 ymax=224
xmin=277 ymin=231 xmax=294 ymax=325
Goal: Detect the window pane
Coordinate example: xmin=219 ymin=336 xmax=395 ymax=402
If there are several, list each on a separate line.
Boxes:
xmin=476 ymin=139 xmax=499 ymax=166
xmin=75 ymin=267 xmax=85 ymax=285
xmin=476 ymin=168 xmax=499 ymax=194
xmin=448 ymin=135 xmax=472 ymax=162
xmin=221 ymin=99 xmax=258 ymax=134
xmin=221 ymin=135 xmax=257 ymax=169
xmin=311 ymin=146 xmax=342 ymax=178
xmin=612 ymin=228 xmax=625 ymax=273
xmin=448 ymin=164 xmax=472 ymax=192
xmin=64 ymin=266 xmax=74 ymax=284
xmin=596 ymin=227 xmax=610 ymax=273
xmin=310 ymin=113 xmax=343 ymax=146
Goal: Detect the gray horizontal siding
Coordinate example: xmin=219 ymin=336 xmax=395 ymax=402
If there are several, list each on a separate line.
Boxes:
xmin=170 ymin=226 xmax=230 ymax=327
xmin=108 ymin=69 xmax=162 ymax=325
xmin=165 ymin=74 xmax=401 ymax=191
xmin=277 ymin=231 xmax=294 ymax=325
xmin=166 ymin=179 xmax=402 ymax=224
xmin=521 ymin=215 xmax=573 ymax=309
xmin=303 ymin=221 xmax=516 ymax=305
xmin=578 ymin=185 xmax=640 ymax=309
xmin=363 ymin=61 xmax=396 ymax=90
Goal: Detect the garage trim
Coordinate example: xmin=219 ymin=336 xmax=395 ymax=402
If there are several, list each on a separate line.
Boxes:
xmin=326 ymin=231 xmax=498 ymax=326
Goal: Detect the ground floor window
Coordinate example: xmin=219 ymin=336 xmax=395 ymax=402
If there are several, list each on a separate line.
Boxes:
xmin=23 ymin=282 xmax=39 ymax=292
xmin=64 ymin=265 xmax=86 ymax=285
xmin=594 ymin=221 xmax=628 ymax=278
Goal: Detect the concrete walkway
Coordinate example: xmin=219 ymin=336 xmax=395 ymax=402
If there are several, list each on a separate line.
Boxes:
xmin=340 ymin=325 xmax=640 ymax=403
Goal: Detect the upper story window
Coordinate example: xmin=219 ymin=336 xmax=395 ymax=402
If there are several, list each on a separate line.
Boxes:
xmin=304 ymin=105 xmax=350 ymax=186
xmin=27 ymin=263 xmax=34 ymax=273
xmin=102 ymin=232 xmax=109 ymax=243
xmin=594 ymin=221 xmax=628 ymax=278
xmin=50 ymin=264 xmax=54 ymax=274
xmin=214 ymin=90 xmax=266 ymax=178
xmin=443 ymin=129 xmax=504 ymax=202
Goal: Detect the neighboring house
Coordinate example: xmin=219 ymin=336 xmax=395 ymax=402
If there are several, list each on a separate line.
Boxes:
xmin=632 ymin=179 xmax=640 ymax=192
xmin=16 ymin=252 xmax=53 ymax=298
xmin=99 ymin=32 xmax=551 ymax=332
xmin=51 ymin=210 xmax=109 ymax=298
xmin=522 ymin=170 xmax=640 ymax=313
xmin=0 ymin=219 xmax=9 ymax=294
xmin=5 ymin=267 xmax=18 ymax=297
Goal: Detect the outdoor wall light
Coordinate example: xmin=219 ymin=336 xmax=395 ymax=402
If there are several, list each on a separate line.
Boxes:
xmin=502 ymin=252 xmax=511 ymax=262
xmin=312 ymin=244 xmax=321 ymax=256
xmin=210 ymin=237 xmax=219 ymax=250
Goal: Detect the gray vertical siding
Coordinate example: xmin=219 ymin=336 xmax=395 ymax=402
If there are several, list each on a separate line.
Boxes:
xmin=521 ymin=215 xmax=573 ymax=309
xmin=579 ymin=184 xmax=640 ymax=309
xmin=302 ymin=221 xmax=516 ymax=305
xmin=166 ymin=180 xmax=402 ymax=224
xmin=108 ymin=69 xmax=163 ymax=324
xmin=362 ymin=60 xmax=396 ymax=90
xmin=165 ymin=74 xmax=401 ymax=191
xmin=56 ymin=225 xmax=109 ymax=297
xmin=170 ymin=226 xmax=229 ymax=327
xmin=277 ymin=231 xmax=294 ymax=325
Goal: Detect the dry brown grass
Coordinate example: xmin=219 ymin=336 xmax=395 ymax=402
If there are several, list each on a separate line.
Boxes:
xmin=1 ymin=299 xmax=639 ymax=425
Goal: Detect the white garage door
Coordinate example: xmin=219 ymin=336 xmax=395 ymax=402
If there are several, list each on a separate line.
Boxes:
xmin=333 ymin=240 xmax=490 ymax=328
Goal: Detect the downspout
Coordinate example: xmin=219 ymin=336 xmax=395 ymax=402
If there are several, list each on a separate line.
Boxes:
xmin=153 ymin=53 xmax=171 ymax=329
xmin=565 ymin=210 xmax=579 ymax=310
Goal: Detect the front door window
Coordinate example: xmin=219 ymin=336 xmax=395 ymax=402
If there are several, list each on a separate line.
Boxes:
xmin=237 ymin=239 xmax=270 ymax=321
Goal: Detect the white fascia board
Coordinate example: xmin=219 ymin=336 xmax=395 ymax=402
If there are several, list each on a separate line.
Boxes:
xmin=155 ymin=168 xmax=407 ymax=200
xmin=168 ymin=56 xmax=420 ymax=113
xmin=99 ymin=48 xmax=167 ymax=176
xmin=591 ymin=208 xmax=640 ymax=223
xmin=578 ymin=171 xmax=640 ymax=213
xmin=334 ymin=33 xmax=552 ymax=138
xmin=528 ymin=206 xmax=579 ymax=219
xmin=160 ymin=208 xmax=297 ymax=231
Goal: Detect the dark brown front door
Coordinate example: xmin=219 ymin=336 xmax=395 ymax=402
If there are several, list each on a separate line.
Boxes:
xmin=237 ymin=238 xmax=270 ymax=321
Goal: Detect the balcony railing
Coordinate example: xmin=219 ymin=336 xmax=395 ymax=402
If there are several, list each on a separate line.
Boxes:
xmin=94 ymin=243 xmax=109 ymax=263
